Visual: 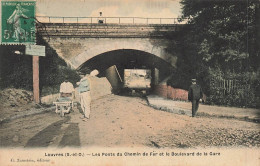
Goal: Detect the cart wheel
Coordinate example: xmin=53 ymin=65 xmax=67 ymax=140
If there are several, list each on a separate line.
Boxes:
xmin=60 ymin=106 xmax=65 ymax=117
xmin=61 ymin=111 xmax=64 ymax=117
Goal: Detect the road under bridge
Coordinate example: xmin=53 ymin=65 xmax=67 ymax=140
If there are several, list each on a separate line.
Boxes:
xmin=37 ymin=16 xmax=184 ymax=91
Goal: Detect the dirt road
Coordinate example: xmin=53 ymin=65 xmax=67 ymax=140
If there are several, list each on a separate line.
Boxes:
xmin=0 ymin=94 xmax=259 ymax=148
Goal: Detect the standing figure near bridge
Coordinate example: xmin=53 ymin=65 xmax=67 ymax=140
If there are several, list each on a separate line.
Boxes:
xmin=60 ymin=79 xmax=74 ymax=98
xmin=98 ymin=12 xmax=104 ymax=23
xmin=188 ymin=79 xmax=203 ymax=117
xmin=77 ymin=75 xmax=91 ymax=119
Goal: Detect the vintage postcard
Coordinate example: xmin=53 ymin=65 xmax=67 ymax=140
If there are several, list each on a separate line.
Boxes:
xmin=0 ymin=0 xmax=259 ymax=166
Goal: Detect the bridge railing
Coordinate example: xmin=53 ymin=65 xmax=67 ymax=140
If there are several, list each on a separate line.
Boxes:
xmin=36 ymin=16 xmax=187 ymax=25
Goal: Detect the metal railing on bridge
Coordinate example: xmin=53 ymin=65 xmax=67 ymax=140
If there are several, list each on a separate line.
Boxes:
xmin=36 ymin=16 xmax=187 ymax=25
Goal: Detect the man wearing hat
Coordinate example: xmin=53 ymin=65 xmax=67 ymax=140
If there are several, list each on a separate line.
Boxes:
xmin=77 ymin=70 xmax=99 ymax=119
xmin=188 ymin=79 xmax=203 ymax=117
xmin=77 ymin=74 xmax=91 ymax=119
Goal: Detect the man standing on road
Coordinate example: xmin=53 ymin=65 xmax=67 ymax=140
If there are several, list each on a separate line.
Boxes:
xmin=56 ymin=78 xmax=75 ymax=114
xmin=77 ymin=74 xmax=91 ymax=119
xmin=77 ymin=70 xmax=99 ymax=119
xmin=60 ymin=79 xmax=74 ymax=98
xmin=188 ymin=79 xmax=203 ymax=117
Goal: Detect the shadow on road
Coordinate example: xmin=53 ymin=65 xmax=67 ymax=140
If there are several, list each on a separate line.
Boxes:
xmin=58 ymin=123 xmax=80 ymax=147
xmin=25 ymin=116 xmax=80 ymax=147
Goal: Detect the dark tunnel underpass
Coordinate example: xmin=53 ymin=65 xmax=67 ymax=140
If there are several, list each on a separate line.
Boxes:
xmin=78 ymin=49 xmax=175 ymax=95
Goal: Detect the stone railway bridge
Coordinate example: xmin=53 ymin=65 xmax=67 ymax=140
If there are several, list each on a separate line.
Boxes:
xmin=37 ymin=17 xmax=184 ymax=89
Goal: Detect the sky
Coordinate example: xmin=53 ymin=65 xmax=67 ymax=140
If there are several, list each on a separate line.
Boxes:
xmin=36 ymin=0 xmax=182 ymax=18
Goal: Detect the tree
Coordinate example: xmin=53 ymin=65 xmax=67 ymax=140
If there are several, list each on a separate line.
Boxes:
xmin=181 ymin=0 xmax=259 ymax=72
xmin=180 ymin=0 xmax=259 ymax=73
xmin=166 ymin=0 xmax=260 ymax=107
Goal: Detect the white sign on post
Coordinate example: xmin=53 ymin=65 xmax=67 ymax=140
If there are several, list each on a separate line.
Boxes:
xmin=25 ymin=45 xmax=46 ymax=56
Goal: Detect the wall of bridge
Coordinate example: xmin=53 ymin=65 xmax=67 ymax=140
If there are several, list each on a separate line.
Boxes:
xmin=39 ymin=23 xmax=181 ymax=69
xmin=42 ymin=37 xmax=177 ymax=69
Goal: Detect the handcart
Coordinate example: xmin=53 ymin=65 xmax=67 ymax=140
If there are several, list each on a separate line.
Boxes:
xmin=53 ymin=93 xmax=74 ymax=117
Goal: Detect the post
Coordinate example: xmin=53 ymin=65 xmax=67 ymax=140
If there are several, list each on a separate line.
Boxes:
xmin=33 ymin=56 xmax=40 ymax=103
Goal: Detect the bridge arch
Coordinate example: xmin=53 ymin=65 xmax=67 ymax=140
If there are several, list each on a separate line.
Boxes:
xmin=70 ymin=39 xmax=177 ymax=70
xmin=77 ymin=48 xmax=175 ymax=88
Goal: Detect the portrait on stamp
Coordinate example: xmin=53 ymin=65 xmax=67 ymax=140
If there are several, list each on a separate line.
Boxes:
xmin=1 ymin=1 xmax=35 ymax=43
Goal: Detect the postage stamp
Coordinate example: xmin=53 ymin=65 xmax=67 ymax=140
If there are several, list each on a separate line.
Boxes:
xmin=1 ymin=1 xmax=35 ymax=44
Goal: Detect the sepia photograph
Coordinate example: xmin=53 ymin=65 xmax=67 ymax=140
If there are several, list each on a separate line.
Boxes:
xmin=0 ymin=0 xmax=259 ymax=165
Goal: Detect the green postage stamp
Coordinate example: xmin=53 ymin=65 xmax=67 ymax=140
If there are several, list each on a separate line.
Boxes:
xmin=1 ymin=1 xmax=36 ymax=44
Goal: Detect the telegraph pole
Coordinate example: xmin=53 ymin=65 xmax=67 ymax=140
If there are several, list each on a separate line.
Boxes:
xmin=33 ymin=56 xmax=40 ymax=103
xmin=26 ymin=45 xmax=45 ymax=103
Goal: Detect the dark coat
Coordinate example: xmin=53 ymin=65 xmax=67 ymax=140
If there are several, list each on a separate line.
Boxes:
xmin=188 ymin=84 xmax=203 ymax=101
